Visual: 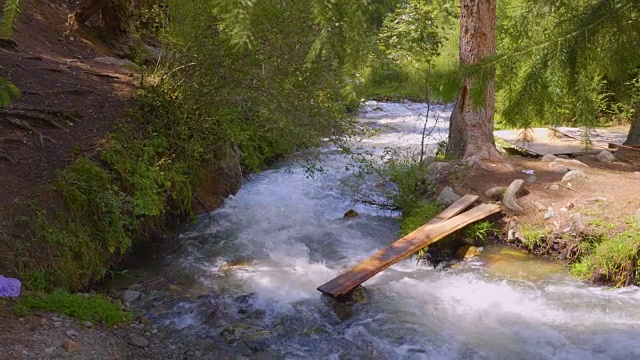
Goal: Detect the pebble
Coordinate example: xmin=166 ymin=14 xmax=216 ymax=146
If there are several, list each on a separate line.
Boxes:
xmin=62 ymin=340 xmax=81 ymax=353
xmin=128 ymin=335 xmax=149 ymax=348
xmin=541 ymin=154 xmax=557 ymax=162
xmin=553 ymin=166 xmax=570 ymax=174
xmin=53 ymin=321 xmax=62 ymax=328
xmin=549 ymin=184 xmax=560 ymax=191
xmin=83 ymin=321 xmax=93 ymax=328
xmin=65 ymin=330 xmax=79 ymax=340
xmin=596 ymin=150 xmax=616 ymax=162
xmin=121 ymin=290 xmax=142 ymax=304
xmin=544 ymin=208 xmax=555 ymax=219
xmin=527 ymin=175 xmax=537 ymax=183
xmin=635 ymin=209 xmax=640 ymax=224
xmin=437 ymin=186 xmax=461 ymax=206
xmin=484 ymin=186 xmax=505 ymax=199
xmin=562 ymin=170 xmax=587 ymax=183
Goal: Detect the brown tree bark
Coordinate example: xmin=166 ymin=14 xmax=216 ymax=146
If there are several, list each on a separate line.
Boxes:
xmin=75 ymin=0 xmax=109 ymax=24
xmin=75 ymin=0 xmax=128 ymax=37
xmin=446 ymin=0 xmax=505 ymax=167
xmin=623 ymin=102 xmax=640 ymax=145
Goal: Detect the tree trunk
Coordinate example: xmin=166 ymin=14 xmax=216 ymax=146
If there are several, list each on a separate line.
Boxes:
xmin=623 ymin=102 xmax=640 ymax=145
xmin=75 ymin=0 xmax=109 ymax=24
xmin=445 ymin=0 xmax=504 ymax=166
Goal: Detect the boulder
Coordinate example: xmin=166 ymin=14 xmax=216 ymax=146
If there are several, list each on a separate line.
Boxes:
xmin=596 ymin=150 xmax=616 ymax=163
xmin=94 ymin=56 xmax=136 ymax=68
xmin=62 ymin=340 xmax=81 ymax=353
xmin=128 ymin=335 xmax=149 ymax=348
xmin=484 ymin=186 xmax=505 ymax=200
xmin=343 ymin=209 xmax=359 ymax=218
xmin=456 ymin=246 xmax=481 ymax=260
xmin=549 ymin=158 xmax=588 ymax=169
xmin=562 ymin=170 xmax=587 ymax=183
xmin=437 ymin=187 xmax=461 ymax=206
xmin=427 ymin=162 xmax=450 ymax=178
xmin=541 ymin=154 xmax=557 ymax=162
xmin=193 ymin=147 xmax=242 ymax=213
xmin=502 ymin=179 xmax=525 ymax=212
xmin=552 ymin=166 xmax=570 ymax=174
xmin=120 ymin=290 xmax=141 ymax=304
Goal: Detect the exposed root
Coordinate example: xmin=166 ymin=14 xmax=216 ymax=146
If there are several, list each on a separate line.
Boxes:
xmin=0 ymin=151 xmax=15 ymax=163
xmin=0 ymin=109 xmax=64 ymax=128
xmin=5 ymin=118 xmax=56 ymax=146
xmin=22 ymin=87 xmax=94 ymax=95
xmin=82 ymin=70 xmax=121 ymax=80
xmin=0 ymin=136 xmax=26 ymax=144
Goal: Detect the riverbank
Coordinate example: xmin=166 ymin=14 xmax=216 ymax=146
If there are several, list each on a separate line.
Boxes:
xmin=411 ymin=142 xmax=640 ymax=285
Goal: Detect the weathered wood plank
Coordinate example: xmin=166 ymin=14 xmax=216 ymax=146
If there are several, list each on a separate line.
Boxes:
xmin=318 ymin=199 xmax=499 ymax=299
xmin=316 ymin=195 xmax=478 ymax=296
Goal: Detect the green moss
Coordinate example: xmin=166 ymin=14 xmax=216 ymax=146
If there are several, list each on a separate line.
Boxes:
xmin=14 ymin=290 xmax=131 ymax=326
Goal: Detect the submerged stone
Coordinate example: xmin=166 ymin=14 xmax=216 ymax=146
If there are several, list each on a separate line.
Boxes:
xmin=456 ymin=246 xmax=482 ymax=260
xmin=343 ymin=209 xmax=359 ymax=218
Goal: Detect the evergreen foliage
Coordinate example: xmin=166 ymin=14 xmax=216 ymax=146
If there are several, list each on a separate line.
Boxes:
xmin=0 ymin=0 xmax=19 ymax=39
xmin=0 ymin=0 xmax=20 ymax=108
xmin=495 ymin=0 xmax=640 ymax=133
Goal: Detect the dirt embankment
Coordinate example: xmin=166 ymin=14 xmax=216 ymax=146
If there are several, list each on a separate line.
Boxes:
xmin=0 ymin=0 xmax=137 ymax=273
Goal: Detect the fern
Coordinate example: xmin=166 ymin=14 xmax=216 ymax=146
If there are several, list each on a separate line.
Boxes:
xmin=0 ymin=0 xmax=20 ymax=39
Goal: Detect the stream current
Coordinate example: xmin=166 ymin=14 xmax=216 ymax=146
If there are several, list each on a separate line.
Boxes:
xmin=133 ymin=102 xmax=640 ymax=359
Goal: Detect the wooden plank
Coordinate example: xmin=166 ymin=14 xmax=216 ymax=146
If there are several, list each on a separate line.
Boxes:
xmin=318 ymin=202 xmax=500 ymax=299
xmin=317 ymin=195 xmax=478 ymax=296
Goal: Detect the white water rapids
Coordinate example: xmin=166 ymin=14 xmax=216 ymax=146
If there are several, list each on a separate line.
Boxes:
xmin=137 ymin=102 xmax=640 ymax=359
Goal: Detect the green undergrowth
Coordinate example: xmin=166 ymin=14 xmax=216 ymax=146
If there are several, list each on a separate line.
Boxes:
xmin=519 ymin=224 xmax=548 ymax=250
xmin=571 ymin=222 xmax=640 ymax=286
xmin=14 ymin=86 xmax=215 ymax=291
xmin=14 ymin=290 xmax=130 ymax=326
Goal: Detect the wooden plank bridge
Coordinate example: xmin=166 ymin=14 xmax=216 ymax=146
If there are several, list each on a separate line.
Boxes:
xmin=317 ymin=195 xmax=500 ymax=300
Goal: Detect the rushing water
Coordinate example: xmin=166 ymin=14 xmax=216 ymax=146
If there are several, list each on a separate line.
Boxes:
xmin=133 ymin=102 xmax=640 ymax=359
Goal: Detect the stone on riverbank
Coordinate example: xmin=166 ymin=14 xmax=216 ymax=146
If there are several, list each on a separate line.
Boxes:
xmin=503 ymin=179 xmax=525 ymax=212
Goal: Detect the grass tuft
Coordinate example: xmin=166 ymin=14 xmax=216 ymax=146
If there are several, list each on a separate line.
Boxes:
xmin=14 ymin=290 xmax=131 ymax=326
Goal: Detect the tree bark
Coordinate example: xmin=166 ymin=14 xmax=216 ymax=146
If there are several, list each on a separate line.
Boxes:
xmin=75 ymin=0 xmax=109 ymax=24
xmin=623 ymin=102 xmax=640 ymax=145
xmin=446 ymin=0 xmax=504 ymax=166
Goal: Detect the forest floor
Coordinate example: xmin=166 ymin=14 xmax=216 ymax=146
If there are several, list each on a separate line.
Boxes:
xmin=1 ymin=1 xmax=640 ymax=359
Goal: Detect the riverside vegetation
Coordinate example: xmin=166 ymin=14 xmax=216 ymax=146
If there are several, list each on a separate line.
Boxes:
xmin=0 ymin=0 xmax=639 ymax=324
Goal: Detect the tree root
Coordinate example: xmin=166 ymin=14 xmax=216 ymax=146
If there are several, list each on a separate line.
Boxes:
xmin=0 ymin=109 xmax=64 ymax=128
xmin=82 ymin=70 xmax=121 ymax=80
xmin=5 ymin=118 xmax=57 ymax=146
xmin=22 ymin=87 xmax=94 ymax=95
xmin=0 ymin=151 xmax=16 ymax=163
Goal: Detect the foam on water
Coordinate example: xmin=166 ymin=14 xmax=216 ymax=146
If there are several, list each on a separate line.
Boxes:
xmin=158 ymin=101 xmax=640 ymax=358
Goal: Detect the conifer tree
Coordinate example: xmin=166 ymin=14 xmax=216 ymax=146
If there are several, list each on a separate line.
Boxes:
xmin=497 ymin=0 xmax=640 ymax=145
xmin=446 ymin=0 xmax=505 ymax=166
